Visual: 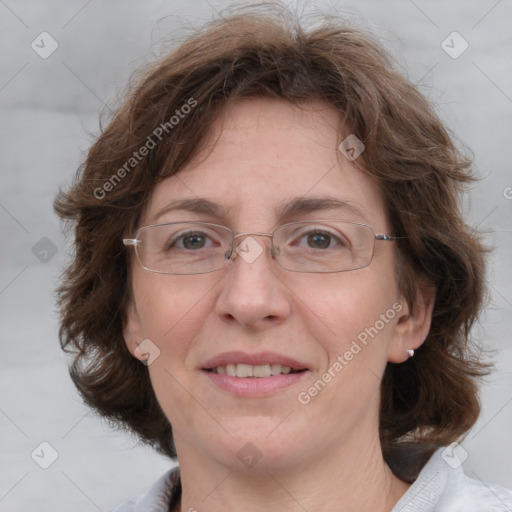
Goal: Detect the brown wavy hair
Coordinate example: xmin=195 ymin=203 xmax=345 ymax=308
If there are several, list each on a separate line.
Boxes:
xmin=54 ymin=2 xmax=489 ymax=478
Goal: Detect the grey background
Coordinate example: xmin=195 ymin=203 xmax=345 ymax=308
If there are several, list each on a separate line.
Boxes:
xmin=1 ymin=0 xmax=511 ymax=510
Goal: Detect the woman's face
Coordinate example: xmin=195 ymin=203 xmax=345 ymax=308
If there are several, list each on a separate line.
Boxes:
xmin=125 ymin=98 xmax=418 ymax=471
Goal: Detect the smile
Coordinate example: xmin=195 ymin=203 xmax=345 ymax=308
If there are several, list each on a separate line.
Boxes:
xmin=206 ymin=363 xmax=305 ymax=377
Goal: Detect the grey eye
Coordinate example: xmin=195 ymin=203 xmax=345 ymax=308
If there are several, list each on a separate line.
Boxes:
xmin=181 ymin=233 xmax=207 ymax=250
xmin=167 ymin=231 xmax=216 ymax=250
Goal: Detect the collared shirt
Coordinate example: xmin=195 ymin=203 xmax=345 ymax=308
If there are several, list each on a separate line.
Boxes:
xmin=107 ymin=448 xmax=512 ymax=511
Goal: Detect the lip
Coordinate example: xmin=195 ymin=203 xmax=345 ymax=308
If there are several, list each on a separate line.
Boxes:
xmin=202 ymin=370 xmax=310 ymax=397
xmin=200 ymin=351 xmax=310 ymax=398
xmin=201 ymin=351 xmax=309 ymax=371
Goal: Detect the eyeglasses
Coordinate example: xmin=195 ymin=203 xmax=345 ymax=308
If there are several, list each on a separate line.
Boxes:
xmin=122 ymin=220 xmax=402 ymax=275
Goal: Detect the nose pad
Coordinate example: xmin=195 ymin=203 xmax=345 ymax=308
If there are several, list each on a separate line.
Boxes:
xmin=223 ymin=247 xmax=234 ymax=262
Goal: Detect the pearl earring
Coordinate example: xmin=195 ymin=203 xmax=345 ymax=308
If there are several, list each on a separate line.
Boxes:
xmin=407 ymin=349 xmax=415 ymax=358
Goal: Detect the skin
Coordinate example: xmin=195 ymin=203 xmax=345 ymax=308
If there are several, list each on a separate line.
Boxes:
xmin=124 ymin=98 xmax=434 ymax=512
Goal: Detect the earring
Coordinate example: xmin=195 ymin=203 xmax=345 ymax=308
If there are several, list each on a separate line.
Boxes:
xmin=407 ymin=349 xmax=415 ymax=358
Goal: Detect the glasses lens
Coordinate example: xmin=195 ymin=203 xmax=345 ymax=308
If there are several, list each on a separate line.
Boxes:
xmin=273 ymin=221 xmax=375 ymax=272
xmin=135 ymin=222 xmax=232 ymax=274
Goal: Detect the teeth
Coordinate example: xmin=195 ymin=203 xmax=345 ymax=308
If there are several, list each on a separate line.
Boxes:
xmin=236 ymin=364 xmax=253 ymax=378
xmin=270 ymin=363 xmax=282 ymax=375
xmin=253 ymin=364 xmax=271 ymax=377
xmin=212 ymin=363 xmax=296 ymax=377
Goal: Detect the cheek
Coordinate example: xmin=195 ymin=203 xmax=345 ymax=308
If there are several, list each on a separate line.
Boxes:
xmin=132 ymin=273 xmax=219 ymax=426
xmin=132 ymin=272 xmax=215 ymax=363
xmin=303 ymin=276 xmax=400 ymax=402
xmin=303 ymin=267 xmax=400 ymax=354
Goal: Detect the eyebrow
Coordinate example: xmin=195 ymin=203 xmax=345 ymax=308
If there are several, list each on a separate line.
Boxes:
xmin=276 ymin=196 xmax=370 ymax=222
xmin=152 ymin=195 xmax=370 ymax=224
xmin=153 ymin=198 xmax=226 ymax=221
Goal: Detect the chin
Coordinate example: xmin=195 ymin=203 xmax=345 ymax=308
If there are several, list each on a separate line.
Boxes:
xmin=203 ymin=417 xmax=310 ymax=471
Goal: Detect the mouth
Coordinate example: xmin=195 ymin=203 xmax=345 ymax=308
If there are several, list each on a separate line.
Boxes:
xmin=205 ymin=363 xmax=307 ymax=377
xmin=201 ymin=351 xmax=310 ymax=397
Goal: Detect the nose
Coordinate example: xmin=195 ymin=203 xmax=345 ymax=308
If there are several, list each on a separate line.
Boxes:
xmin=214 ymin=234 xmax=292 ymax=330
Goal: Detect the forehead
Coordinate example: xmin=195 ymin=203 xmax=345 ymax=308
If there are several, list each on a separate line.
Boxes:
xmin=144 ymin=98 xmax=386 ymax=229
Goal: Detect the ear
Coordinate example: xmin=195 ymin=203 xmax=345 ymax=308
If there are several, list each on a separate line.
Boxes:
xmin=387 ymin=284 xmax=435 ymax=363
xmin=123 ymin=298 xmax=146 ymax=361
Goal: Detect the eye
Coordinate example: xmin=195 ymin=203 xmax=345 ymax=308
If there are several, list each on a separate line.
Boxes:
xmin=305 ymin=231 xmax=333 ymax=249
xmin=294 ymin=227 xmax=349 ymax=250
xmin=167 ymin=230 xmax=218 ymax=250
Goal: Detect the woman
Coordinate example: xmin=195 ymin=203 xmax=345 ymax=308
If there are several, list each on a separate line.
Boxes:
xmin=54 ymin=3 xmax=512 ymax=511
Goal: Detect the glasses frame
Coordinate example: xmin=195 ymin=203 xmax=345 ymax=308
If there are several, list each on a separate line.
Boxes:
xmin=123 ymin=220 xmax=403 ymax=275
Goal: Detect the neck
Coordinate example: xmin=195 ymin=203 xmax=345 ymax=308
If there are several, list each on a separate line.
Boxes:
xmin=173 ymin=430 xmax=410 ymax=512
